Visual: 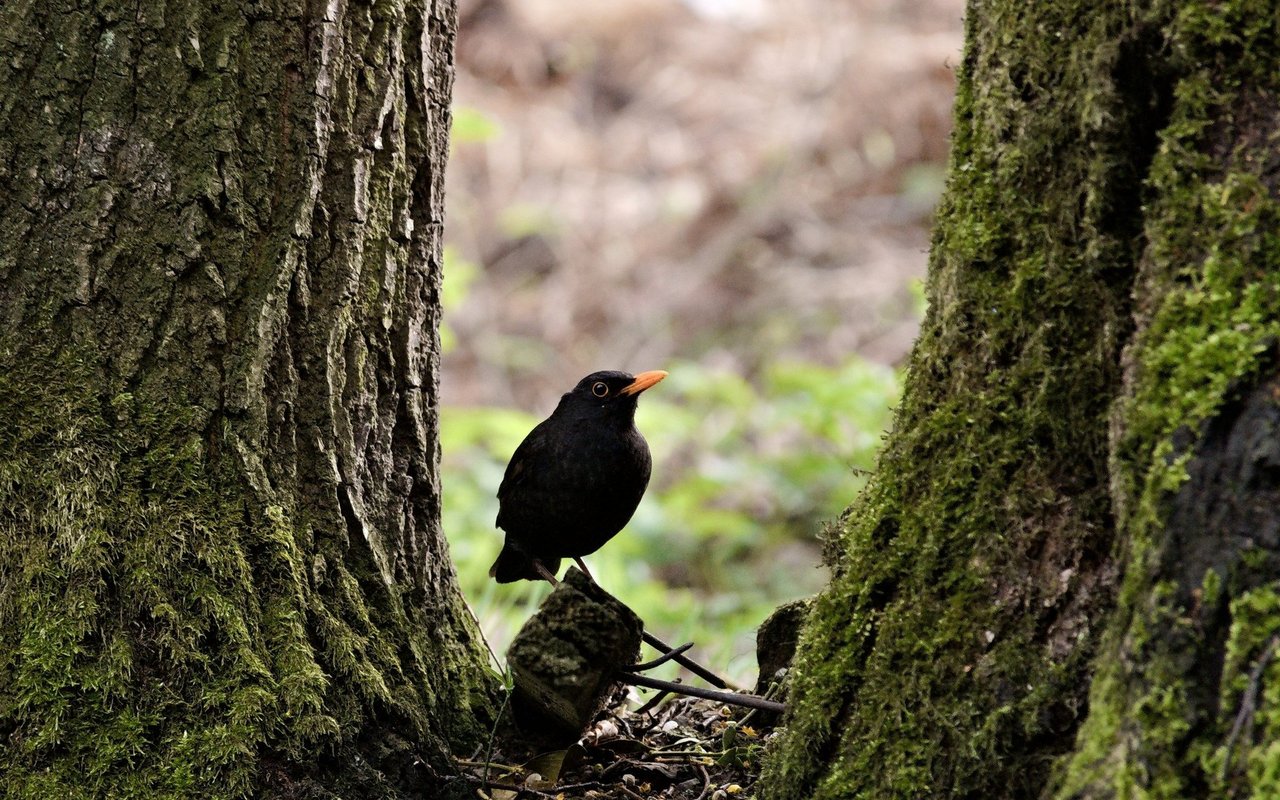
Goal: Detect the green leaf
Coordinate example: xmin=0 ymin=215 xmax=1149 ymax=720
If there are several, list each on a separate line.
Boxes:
xmin=451 ymin=106 xmax=500 ymax=143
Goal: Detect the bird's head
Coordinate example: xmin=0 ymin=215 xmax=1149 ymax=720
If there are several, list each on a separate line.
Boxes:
xmin=561 ymin=369 xmax=668 ymax=419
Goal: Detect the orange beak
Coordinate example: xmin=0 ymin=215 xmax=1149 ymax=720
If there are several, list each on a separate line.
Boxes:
xmin=619 ymin=370 xmax=668 ymax=396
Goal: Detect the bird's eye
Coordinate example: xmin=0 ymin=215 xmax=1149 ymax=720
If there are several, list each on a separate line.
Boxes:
xmin=591 ymin=382 xmax=609 ymax=397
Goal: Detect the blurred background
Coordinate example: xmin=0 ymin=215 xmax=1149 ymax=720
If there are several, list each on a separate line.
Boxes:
xmin=440 ymin=0 xmax=964 ymax=683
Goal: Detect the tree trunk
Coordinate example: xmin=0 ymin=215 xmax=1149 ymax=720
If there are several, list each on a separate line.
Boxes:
xmin=761 ymin=2 xmax=1280 ymax=798
xmin=0 ymin=2 xmax=494 ymax=797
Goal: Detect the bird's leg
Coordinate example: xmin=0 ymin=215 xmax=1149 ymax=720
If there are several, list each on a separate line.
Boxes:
xmin=572 ymin=557 xmax=595 ymax=582
xmin=533 ymin=559 xmax=560 ymax=586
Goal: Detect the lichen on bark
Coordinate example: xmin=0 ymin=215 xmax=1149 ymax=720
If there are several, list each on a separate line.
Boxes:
xmin=0 ymin=1 xmax=495 ymax=797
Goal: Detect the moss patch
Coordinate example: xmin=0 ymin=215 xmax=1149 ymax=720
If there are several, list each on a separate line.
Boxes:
xmin=0 ymin=1 xmax=495 ymax=796
xmin=759 ymin=2 xmax=1178 ymax=797
xmin=1054 ymin=2 xmax=1280 ymax=797
xmin=1 ymin=350 xmax=310 ymax=797
xmin=763 ymin=2 xmax=1280 ymax=796
xmin=0 ymin=345 xmax=491 ymax=798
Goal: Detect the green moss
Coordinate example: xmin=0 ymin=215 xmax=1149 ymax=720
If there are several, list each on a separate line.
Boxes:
xmin=762 ymin=1 xmax=1280 ymax=795
xmin=0 ymin=347 xmax=491 ymax=796
xmin=2 ymin=352 xmax=287 ymax=796
xmin=1199 ymin=586 xmax=1280 ymax=792
xmin=1055 ymin=2 xmax=1280 ymax=796
xmin=759 ymin=1 xmax=1174 ymax=796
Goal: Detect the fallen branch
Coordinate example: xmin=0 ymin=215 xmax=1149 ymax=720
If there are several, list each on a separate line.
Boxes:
xmin=640 ymin=630 xmax=735 ymax=690
xmin=621 ymin=672 xmax=787 ymax=714
xmin=625 ymin=641 xmax=695 ymax=671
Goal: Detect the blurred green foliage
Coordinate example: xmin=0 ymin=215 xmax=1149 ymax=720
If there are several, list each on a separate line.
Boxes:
xmin=439 ymin=246 xmax=476 ymax=354
xmin=441 ymin=358 xmax=900 ymax=685
xmin=441 ymin=108 xmax=905 ymax=685
xmin=451 ymin=106 xmax=502 ymax=144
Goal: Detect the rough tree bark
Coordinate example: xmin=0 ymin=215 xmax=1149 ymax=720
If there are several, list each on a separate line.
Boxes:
xmin=761 ymin=1 xmax=1280 ymax=798
xmin=0 ymin=1 xmax=494 ymax=797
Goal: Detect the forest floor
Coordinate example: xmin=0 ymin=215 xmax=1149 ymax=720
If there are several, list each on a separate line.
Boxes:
xmin=460 ymin=693 xmax=777 ymax=800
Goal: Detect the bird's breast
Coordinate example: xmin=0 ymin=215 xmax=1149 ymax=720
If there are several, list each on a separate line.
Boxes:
xmin=555 ymin=422 xmax=650 ymax=491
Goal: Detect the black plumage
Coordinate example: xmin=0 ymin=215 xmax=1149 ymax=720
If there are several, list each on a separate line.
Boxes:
xmin=489 ymin=369 xmax=667 ymax=583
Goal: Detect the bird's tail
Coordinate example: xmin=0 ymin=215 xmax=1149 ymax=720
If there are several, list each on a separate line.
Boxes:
xmin=489 ymin=540 xmax=561 ymax=584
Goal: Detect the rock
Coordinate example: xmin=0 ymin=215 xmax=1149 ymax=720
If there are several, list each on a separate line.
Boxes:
xmin=506 ymin=568 xmax=643 ymax=747
xmin=753 ymin=597 xmax=812 ymax=724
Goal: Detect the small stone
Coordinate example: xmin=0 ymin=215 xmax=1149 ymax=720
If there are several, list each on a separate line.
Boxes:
xmin=584 ymin=718 xmax=619 ymax=745
xmin=755 ymin=598 xmax=812 ymax=696
xmin=506 ymin=569 xmax=642 ymax=748
xmin=753 ymin=598 xmax=811 ymax=726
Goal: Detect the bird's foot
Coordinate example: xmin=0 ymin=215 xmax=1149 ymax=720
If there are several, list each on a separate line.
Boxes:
xmin=572 ymin=557 xmax=596 ymax=582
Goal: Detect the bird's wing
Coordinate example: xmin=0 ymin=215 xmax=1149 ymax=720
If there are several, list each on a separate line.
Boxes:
xmin=496 ymin=420 xmax=556 ymax=525
xmin=498 ymin=425 xmax=543 ymax=494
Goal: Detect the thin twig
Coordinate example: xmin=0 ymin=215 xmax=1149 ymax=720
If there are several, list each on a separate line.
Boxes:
xmin=641 ymin=630 xmax=734 ymax=690
xmin=613 ymin=708 xmax=636 ymax=739
xmin=651 ymin=737 xmax=707 ymax=753
xmin=694 ymin=764 xmax=712 ymax=800
xmin=455 ymin=758 xmax=522 ymax=775
xmin=553 ymin=781 xmax=604 ymax=795
xmin=483 ymin=684 xmax=515 ymax=791
xmin=622 ymin=672 xmax=787 ymax=714
xmin=632 ymin=685 xmax=673 ymax=717
xmin=469 ymin=776 xmax=555 ymax=798
xmin=624 ymin=641 xmax=695 ymax=671
xmin=738 ymin=676 xmax=785 ymax=728
xmin=461 ymin=590 xmax=507 ymax=675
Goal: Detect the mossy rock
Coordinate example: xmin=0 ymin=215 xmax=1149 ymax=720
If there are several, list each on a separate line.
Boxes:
xmin=506 ymin=569 xmax=643 ymax=747
xmin=755 ymin=597 xmax=813 ymax=698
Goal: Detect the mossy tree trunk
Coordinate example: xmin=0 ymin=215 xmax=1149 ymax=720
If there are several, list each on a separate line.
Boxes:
xmin=761 ymin=2 xmax=1280 ymax=798
xmin=0 ymin=1 xmax=494 ymax=797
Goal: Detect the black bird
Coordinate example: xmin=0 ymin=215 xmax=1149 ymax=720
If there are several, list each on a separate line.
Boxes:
xmin=489 ymin=369 xmax=668 ymax=584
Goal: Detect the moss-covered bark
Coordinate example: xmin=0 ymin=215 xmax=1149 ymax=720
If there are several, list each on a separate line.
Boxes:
xmin=1057 ymin=3 xmax=1280 ymax=797
xmin=761 ymin=1 xmax=1280 ymax=798
xmin=0 ymin=1 xmax=495 ymax=797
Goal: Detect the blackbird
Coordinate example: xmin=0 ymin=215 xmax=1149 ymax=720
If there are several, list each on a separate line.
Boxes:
xmin=489 ymin=369 xmax=668 ymax=584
